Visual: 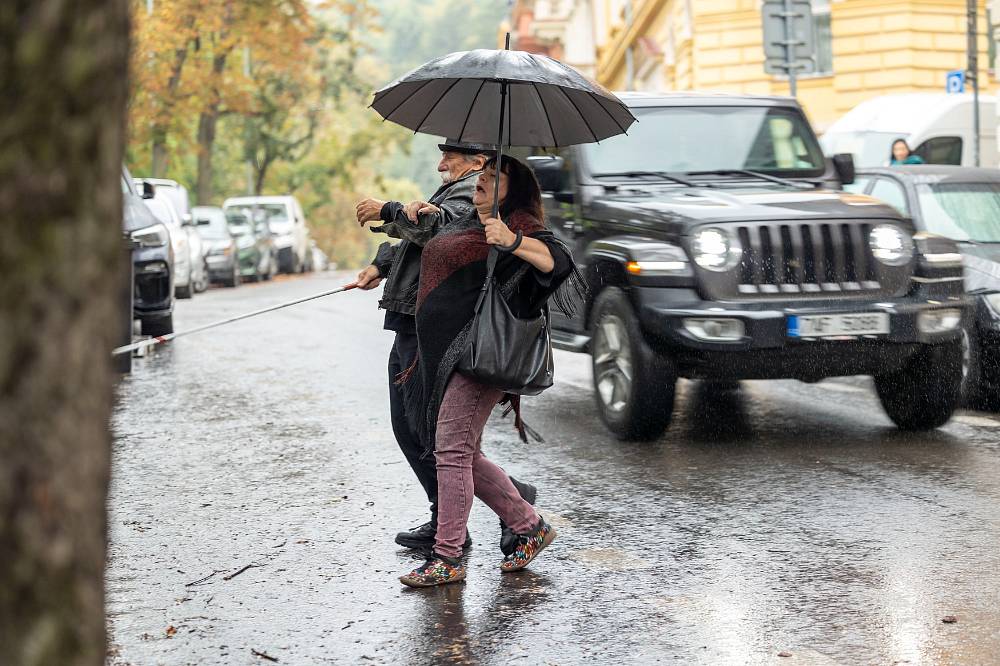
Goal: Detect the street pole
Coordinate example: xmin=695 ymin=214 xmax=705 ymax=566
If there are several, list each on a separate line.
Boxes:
xmin=784 ymin=0 xmax=797 ymax=97
xmin=624 ymin=0 xmax=634 ymax=90
xmin=969 ymin=0 xmax=981 ymax=166
xmin=244 ymin=45 xmax=254 ymax=194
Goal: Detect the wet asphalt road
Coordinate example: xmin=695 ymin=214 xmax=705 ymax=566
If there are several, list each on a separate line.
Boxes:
xmin=108 ymin=272 xmax=1000 ymax=666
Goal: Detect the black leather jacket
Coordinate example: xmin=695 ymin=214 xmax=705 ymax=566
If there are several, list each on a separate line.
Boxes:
xmin=370 ymin=171 xmax=478 ymax=317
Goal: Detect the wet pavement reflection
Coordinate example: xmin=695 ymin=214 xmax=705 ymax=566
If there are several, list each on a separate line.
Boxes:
xmin=109 ymin=272 xmax=1000 ymax=665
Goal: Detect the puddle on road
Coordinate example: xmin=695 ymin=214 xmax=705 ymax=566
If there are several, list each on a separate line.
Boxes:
xmin=570 ymin=547 xmax=654 ymax=571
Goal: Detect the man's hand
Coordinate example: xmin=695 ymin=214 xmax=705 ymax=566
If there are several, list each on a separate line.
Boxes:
xmin=482 ymin=217 xmax=517 ymax=247
xmin=403 ymin=200 xmax=441 ymax=222
xmin=355 ymin=198 xmax=386 ymax=225
xmin=354 ymin=265 xmax=382 ymax=290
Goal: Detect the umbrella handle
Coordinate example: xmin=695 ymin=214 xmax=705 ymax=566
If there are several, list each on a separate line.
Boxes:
xmin=491 ymin=33 xmax=511 ymax=220
xmin=492 ymin=82 xmax=507 ymax=220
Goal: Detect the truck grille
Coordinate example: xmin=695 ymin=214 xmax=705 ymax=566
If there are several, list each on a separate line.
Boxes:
xmin=734 ymin=222 xmax=886 ymax=297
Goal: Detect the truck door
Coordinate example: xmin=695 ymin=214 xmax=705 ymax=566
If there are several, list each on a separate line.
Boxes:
xmin=535 ymin=148 xmax=587 ymax=333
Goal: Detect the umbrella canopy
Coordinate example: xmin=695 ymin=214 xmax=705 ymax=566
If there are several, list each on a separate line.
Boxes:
xmin=371 ymin=48 xmax=636 ymax=148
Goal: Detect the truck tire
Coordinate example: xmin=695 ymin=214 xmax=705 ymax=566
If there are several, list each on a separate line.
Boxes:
xmin=141 ymin=313 xmax=173 ymax=337
xmin=959 ymin=326 xmax=984 ymax=407
xmin=590 ymin=288 xmax=677 ymax=440
xmin=175 ymin=283 xmax=192 ymax=299
xmin=875 ymin=339 xmax=962 ymax=431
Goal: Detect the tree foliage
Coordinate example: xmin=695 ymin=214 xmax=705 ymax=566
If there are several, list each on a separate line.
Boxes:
xmin=127 ymin=0 xmax=510 ymax=267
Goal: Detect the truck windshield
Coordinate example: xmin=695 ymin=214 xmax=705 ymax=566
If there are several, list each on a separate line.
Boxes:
xmin=586 ymin=106 xmax=826 ymax=177
xmin=821 ymin=130 xmax=900 ymax=167
xmin=916 ymin=182 xmax=1000 ymax=242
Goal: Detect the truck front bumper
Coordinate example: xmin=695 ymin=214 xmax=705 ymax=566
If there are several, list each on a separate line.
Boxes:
xmin=633 ymin=287 xmax=971 ymax=381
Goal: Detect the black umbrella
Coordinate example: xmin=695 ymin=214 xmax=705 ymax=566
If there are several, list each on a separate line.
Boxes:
xmin=371 ymin=35 xmax=636 ymax=216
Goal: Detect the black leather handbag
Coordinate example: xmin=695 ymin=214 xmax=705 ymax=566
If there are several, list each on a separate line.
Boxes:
xmin=457 ymin=248 xmax=554 ymax=395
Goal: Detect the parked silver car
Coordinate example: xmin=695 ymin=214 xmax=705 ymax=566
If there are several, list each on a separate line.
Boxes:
xmin=193 ymin=205 xmax=240 ymax=287
xmin=136 ymin=178 xmax=208 ymax=296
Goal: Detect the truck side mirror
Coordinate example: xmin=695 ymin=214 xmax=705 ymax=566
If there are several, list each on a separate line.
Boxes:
xmin=141 ymin=181 xmax=155 ymax=199
xmin=526 ymin=155 xmax=566 ymax=193
xmin=832 ymin=153 xmax=856 ymax=185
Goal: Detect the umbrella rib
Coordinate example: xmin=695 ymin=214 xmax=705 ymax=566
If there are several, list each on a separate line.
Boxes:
xmin=382 ymin=79 xmax=434 ymax=123
xmin=556 ymin=86 xmax=599 ymax=144
xmin=532 ymin=83 xmax=558 ymax=147
xmin=412 ymin=78 xmax=461 ymax=135
xmin=456 ymin=80 xmax=486 ymax=144
xmin=506 ymin=84 xmax=512 ymax=147
xmin=592 ymin=94 xmax=630 ymax=136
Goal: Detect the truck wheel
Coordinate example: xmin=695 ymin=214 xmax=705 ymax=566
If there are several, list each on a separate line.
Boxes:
xmin=175 ymin=283 xmax=192 ymax=299
xmin=875 ymin=340 xmax=963 ymax=430
xmin=590 ymin=288 xmax=677 ymax=440
xmin=141 ymin=313 xmax=173 ymax=337
xmin=959 ymin=326 xmax=984 ymax=407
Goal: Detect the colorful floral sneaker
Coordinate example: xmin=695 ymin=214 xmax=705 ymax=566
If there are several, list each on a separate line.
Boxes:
xmin=500 ymin=518 xmax=556 ymax=572
xmin=399 ymin=553 xmax=466 ymax=588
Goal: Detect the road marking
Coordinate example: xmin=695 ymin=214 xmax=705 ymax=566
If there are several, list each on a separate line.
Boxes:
xmin=954 ymin=415 xmax=1000 ymax=427
xmin=571 ymin=547 xmax=654 ymax=571
xmin=816 ymin=381 xmax=868 ymax=394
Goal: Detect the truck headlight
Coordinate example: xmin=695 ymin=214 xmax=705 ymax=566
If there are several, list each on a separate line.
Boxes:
xmin=131 ymin=223 xmax=169 ymax=248
xmin=869 ymin=224 xmax=913 ymax=266
xmin=692 ymin=227 xmax=739 ymax=271
xmin=985 ymin=292 xmax=1000 ymax=315
xmin=625 ymin=243 xmax=691 ymax=276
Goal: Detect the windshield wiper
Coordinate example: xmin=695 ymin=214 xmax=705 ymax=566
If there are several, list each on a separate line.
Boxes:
xmin=683 ymin=169 xmax=817 ymax=190
xmin=592 ymin=170 xmax=698 ymax=187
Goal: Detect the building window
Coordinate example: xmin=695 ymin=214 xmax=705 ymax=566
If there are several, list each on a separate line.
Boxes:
xmin=811 ymin=0 xmax=833 ymax=75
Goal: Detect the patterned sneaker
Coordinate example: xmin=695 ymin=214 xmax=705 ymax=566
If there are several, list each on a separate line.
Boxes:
xmin=500 ymin=519 xmax=556 ymax=572
xmin=500 ymin=479 xmax=538 ymax=556
xmin=399 ymin=554 xmax=466 ymax=588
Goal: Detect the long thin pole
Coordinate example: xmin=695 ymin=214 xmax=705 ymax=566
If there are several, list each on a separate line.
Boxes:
xmin=969 ymin=0 xmax=980 ymax=166
xmin=111 ymin=283 xmax=356 ymax=357
xmin=783 ymin=0 xmax=797 ymax=97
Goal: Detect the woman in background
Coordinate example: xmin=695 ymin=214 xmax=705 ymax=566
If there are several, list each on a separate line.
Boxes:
xmin=890 ymin=138 xmax=925 ymax=165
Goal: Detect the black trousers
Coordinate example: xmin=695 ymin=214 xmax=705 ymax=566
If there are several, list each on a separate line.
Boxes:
xmin=388 ymin=331 xmax=439 ymax=521
xmin=388 ymin=330 xmax=534 ymax=529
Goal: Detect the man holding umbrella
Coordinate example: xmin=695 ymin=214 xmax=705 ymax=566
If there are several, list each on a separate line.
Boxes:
xmin=353 ymin=140 xmax=537 ymax=554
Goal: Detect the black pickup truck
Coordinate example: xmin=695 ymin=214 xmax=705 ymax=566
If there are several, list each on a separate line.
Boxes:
xmin=518 ymin=92 xmax=970 ymax=440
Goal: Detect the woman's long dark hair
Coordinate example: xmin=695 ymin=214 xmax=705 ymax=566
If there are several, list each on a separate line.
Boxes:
xmin=890 ymin=138 xmax=911 ymax=161
xmin=484 ymin=154 xmax=545 ymax=223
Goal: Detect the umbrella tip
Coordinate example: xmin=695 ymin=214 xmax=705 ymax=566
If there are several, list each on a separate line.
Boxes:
xmin=505 ymin=32 xmax=510 ymax=50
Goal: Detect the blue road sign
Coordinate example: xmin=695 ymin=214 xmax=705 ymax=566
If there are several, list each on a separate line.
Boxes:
xmin=947 ymin=69 xmax=966 ymax=93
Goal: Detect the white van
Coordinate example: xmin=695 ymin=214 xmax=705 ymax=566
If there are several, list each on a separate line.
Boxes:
xmin=222 ymin=195 xmax=311 ymax=274
xmin=821 ymin=93 xmax=997 ymax=168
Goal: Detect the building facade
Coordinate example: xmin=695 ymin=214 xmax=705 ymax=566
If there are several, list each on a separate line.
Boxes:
xmin=510 ymin=0 xmax=992 ymax=131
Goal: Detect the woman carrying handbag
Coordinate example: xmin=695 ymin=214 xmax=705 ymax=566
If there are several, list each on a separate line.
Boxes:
xmin=398 ymin=155 xmax=584 ymax=588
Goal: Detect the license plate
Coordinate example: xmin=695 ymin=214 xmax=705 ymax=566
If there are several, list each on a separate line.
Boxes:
xmin=787 ymin=312 xmax=890 ymax=338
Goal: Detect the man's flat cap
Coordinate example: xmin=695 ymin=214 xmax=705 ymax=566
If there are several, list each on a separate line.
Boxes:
xmin=437 ymin=139 xmax=495 ymax=155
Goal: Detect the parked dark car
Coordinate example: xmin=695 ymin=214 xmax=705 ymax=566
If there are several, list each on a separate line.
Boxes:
xmin=122 ymin=165 xmax=174 ymax=336
xmin=226 ymin=209 xmax=276 ymax=282
xmin=517 ymin=92 xmax=969 ymax=439
xmin=849 ymin=166 xmax=1000 ymax=407
xmin=193 ymin=205 xmax=240 ymax=287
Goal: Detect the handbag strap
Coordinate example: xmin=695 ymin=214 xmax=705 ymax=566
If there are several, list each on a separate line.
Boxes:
xmin=474 ymin=246 xmax=500 ymax=313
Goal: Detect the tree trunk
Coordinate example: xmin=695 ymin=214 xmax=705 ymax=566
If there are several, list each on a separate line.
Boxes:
xmin=150 ymin=26 xmax=190 ymax=178
xmin=254 ymin=153 xmax=273 ymax=195
xmin=0 ymin=2 xmax=130 ymax=665
xmin=195 ymin=51 xmax=228 ymax=204
xmin=196 ymin=110 xmax=218 ymax=204
xmin=151 ymin=126 xmax=168 ymax=177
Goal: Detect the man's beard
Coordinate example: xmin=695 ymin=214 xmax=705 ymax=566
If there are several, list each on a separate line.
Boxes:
xmin=440 ymin=171 xmax=455 ymax=184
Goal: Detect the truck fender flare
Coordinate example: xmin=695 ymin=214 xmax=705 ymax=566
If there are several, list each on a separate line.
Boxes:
xmin=582 ymin=235 xmax=687 ymax=325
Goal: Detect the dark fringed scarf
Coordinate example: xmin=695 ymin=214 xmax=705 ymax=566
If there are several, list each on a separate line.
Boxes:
xmin=397 ymin=209 xmax=586 ymax=455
